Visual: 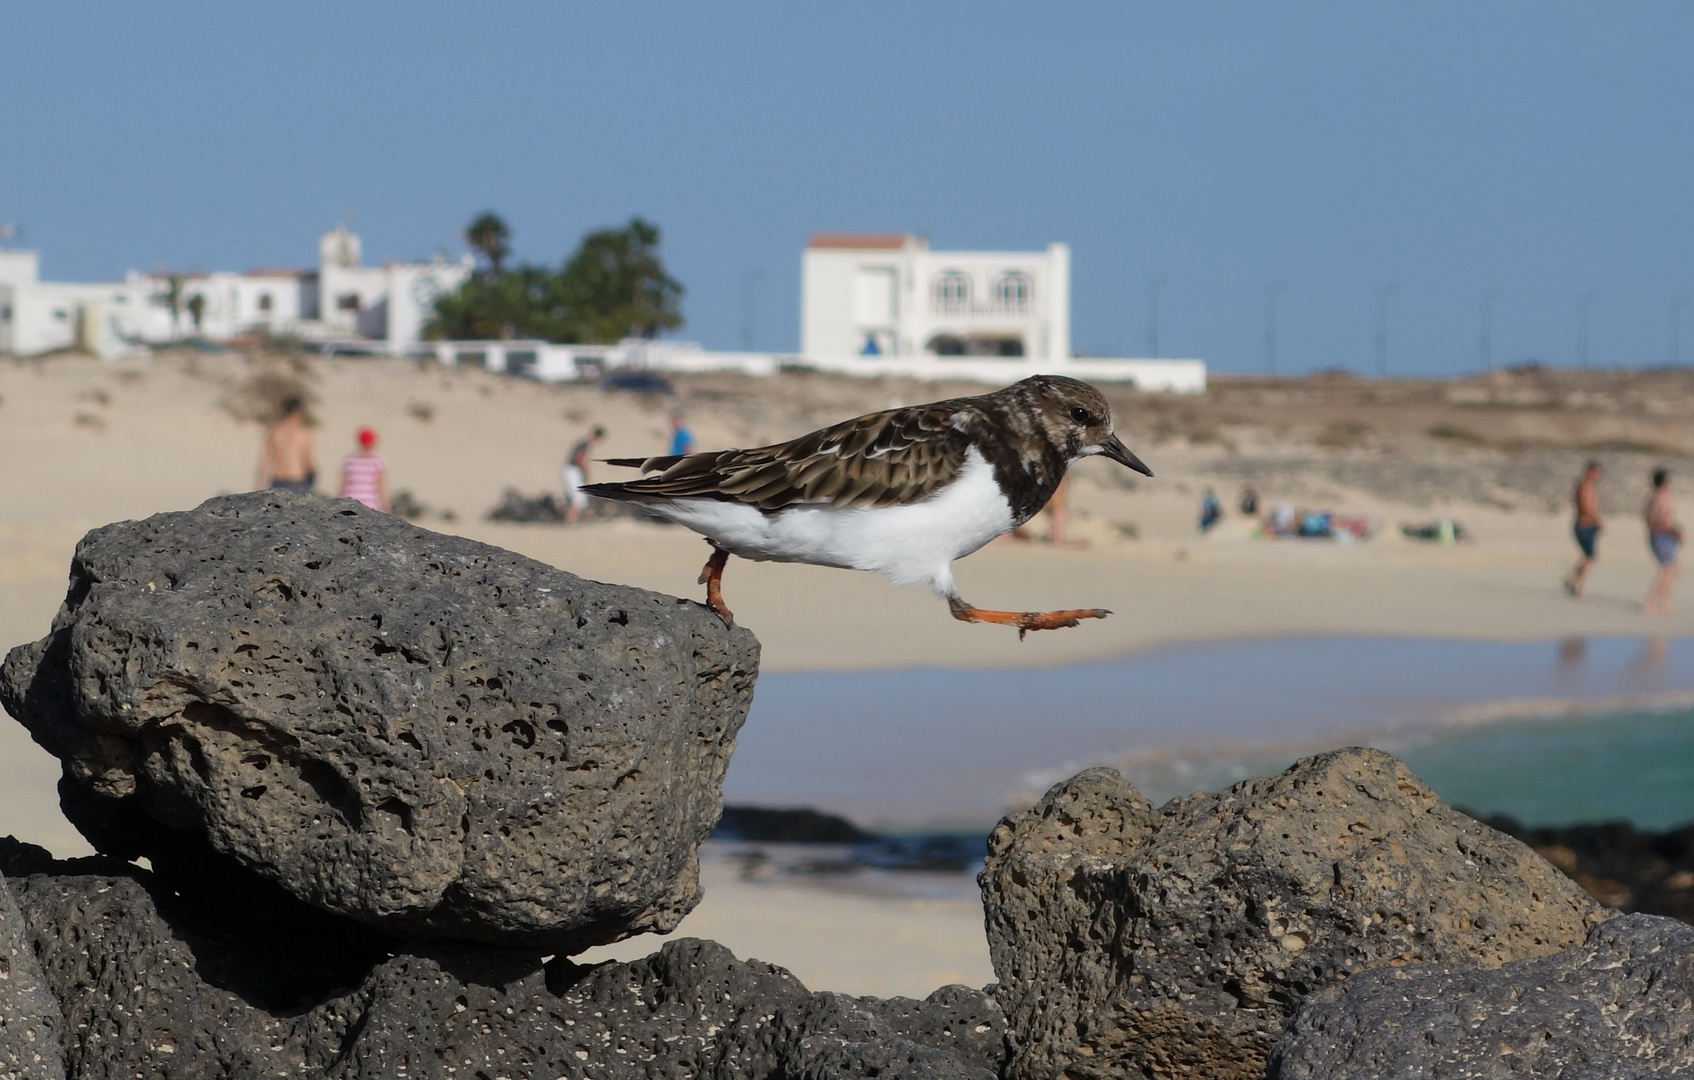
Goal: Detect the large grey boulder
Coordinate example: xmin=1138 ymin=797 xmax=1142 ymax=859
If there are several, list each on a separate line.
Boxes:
xmin=1270 ymin=913 xmax=1694 ymax=1079
xmin=0 ymin=491 xmax=759 ymax=951
xmin=0 ymin=860 xmax=64 ymax=1080
xmin=3 ymin=849 xmax=1005 ymax=1080
xmin=980 ymin=748 xmax=1608 ymax=1080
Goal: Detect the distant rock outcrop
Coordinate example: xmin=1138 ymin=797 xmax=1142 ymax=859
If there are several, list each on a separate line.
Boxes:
xmin=0 ymin=491 xmax=759 ymax=951
xmin=980 ymin=748 xmax=1608 ymax=1080
xmin=1271 ymin=912 xmax=1694 ymax=1079
xmin=1 ymin=847 xmax=1005 ymax=1080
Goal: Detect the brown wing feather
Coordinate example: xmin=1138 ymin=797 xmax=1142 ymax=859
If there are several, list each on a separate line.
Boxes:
xmin=585 ymin=402 xmax=973 ymax=511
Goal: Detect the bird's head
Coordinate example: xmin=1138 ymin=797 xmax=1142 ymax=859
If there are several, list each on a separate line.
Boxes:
xmin=1018 ymin=375 xmax=1154 ymax=477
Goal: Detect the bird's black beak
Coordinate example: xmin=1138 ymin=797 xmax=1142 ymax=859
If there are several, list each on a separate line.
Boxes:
xmin=1101 ymin=433 xmax=1154 ymax=477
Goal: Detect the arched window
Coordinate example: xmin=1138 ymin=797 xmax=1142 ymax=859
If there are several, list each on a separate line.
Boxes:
xmin=933 ymin=272 xmax=971 ymax=307
xmin=257 ymin=292 xmax=273 ymax=312
xmin=995 ymin=273 xmax=1031 ymax=307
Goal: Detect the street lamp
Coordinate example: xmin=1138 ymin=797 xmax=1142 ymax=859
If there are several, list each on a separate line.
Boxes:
xmin=1146 ymin=274 xmax=1166 ymax=359
xmin=1577 ymin=292 xmax=1598 ymax=368
xmin=1375 ymin=284 xmax=1398 ymax=378
xmin=1480 ymin=286 xmax=1501 ymax=372
xmin=1671 ymin=296 xmax=1689 ymax=365
xmin=741 ymin=268 xmax=766 ymax=352
xmin=1265 ymin=280 xmax=1287 ymax=375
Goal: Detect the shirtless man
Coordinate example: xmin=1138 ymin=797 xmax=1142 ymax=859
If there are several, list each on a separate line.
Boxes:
xmin=1645 ymin=468 xmax=1681 ymax=615
xmin=1564 ymin=461 xmax=1602 ymax=598
xmin=257 ymin=397 xmax=316 ymax=494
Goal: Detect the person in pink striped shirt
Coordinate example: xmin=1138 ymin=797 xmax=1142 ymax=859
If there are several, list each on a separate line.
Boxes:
xmin=340 ymin=427 xmax=389 ymax=513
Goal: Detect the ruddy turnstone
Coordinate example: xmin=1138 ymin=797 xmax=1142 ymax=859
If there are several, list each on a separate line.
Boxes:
xmin=583 ymin=374 xmax=1152 ymax=636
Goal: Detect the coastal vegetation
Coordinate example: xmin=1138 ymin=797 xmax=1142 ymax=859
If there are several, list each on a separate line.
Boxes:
xmin=425 ymin=212 xmax=684 ymax=344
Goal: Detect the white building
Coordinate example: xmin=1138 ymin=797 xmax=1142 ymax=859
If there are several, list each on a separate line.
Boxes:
xmin=802 ymin=233 xmax=1069 ymax=362
xmin=433 ymin=231 xmax=1206 ymax=392
xmin=0 ymin=226 xmax=469 ymax=358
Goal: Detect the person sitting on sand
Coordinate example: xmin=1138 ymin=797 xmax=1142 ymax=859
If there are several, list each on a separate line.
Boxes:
xmin=562 ymin=426 xmax=605 ymax=525
xmin=256 ymin=396 xmax=315 ymax=494
xmin=1644 ymin=468 xmax=1681 ymax=615
xmin=1239 ymin=485 xmax=1260 ymax=515
xmin=1199 ymin=488 xmax=1222 ymax=532
xmin=1564 ymin=461 xmax=1603 ymax=597
xmin=339 ymin=427 xmax=389 ymax=513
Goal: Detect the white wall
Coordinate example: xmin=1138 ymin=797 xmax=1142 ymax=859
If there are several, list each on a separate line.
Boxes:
xmin=802 ymin=237 xmax=1071 ymax=362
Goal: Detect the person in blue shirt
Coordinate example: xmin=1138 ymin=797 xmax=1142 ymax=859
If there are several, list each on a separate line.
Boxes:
xmin=669 ymin=412 xmax=695 ymax=457
xmin=1199 ymin=487 xmax=1222 ymax=532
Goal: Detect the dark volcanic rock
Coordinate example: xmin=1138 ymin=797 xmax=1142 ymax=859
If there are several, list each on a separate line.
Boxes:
xmin=1481 ymin=814 xmax=1694 ymax=922
xmin=980 ymin=749 xmax=1608 ymax=1080
xmin=5 ymin=853 xmax=1004 ymax=1080
xmin=0 ymin=866 xmax=64 ymax=1080
xmin=1270 ymin=913 xmax=1694 ymax=1079
xmin=0 ymin=491 xmax=759 ymax=951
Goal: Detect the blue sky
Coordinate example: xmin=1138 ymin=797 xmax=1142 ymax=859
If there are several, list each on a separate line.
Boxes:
xmin=3 ymin=3 xmax=1691 ymax=374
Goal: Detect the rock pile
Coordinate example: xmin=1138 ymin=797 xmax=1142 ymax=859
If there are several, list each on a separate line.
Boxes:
xmin=980 ymin=749 xmax=1609 ymax=1080
xmin=1 ymin=491 xmax=757 ymax=951
xmin=4 ymin=495 xmax=1693 ymax=1077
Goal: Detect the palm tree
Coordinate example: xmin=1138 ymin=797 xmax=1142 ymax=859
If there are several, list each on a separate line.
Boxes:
xmin=465 ymin=212 xmax=511 ymax=278
xmin=153 ymin=275 xmax=184 ymax=337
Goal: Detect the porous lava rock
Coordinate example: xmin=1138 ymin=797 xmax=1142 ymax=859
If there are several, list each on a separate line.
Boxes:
xmin=0 ymin=491 xmax=759 ymax=951
xmin=979 ymin=748 xmax=1608 ymax=1080
xmin=1270 ymin=913 xmax=1694 ymax=1079
xmin=2 ymin=847 xmax=1005 ymax=1080
xmin=0 ymin=860 xmax=64 ymax=1080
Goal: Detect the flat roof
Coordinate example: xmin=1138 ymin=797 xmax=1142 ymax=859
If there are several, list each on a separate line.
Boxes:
xmin=807 ymin=232 xmax=921 ymax=250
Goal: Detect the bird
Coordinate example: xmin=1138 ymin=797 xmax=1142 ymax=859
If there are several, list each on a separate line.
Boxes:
xmin=582 ymin=374 xmax=1153 ymax=637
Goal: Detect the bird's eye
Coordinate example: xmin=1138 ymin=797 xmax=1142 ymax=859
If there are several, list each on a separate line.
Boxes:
xmin=1069 ymin=406 xmax=1091 ymax=425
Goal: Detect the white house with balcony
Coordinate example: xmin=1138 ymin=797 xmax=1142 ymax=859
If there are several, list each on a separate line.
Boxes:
xmin=433 ymin=231 xmax=1205 ymax=392
xmin=802 ymin=233 xmax=1069 ymax=361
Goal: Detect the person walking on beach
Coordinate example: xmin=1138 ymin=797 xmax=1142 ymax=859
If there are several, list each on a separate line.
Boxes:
xmin=668 ymin=412 xmax=695 ymax=457
xmin=256 ymin=396 xmax=316 ymax=493
xmin=1644 ymin=468 xmax=1681 ymax=615
xmin=339 ymin=427 xmax=389 ymax=513
xmin=562 ymin=426 xmax=605 ymax=525
xmin=1564 ymin=461 xmax=1603 ymax=597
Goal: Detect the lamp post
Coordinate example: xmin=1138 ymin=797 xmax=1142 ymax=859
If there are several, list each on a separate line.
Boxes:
xmin=1375 ymin=284 xmax=1398 ymax=378
xmin=1671 ymin=296 xmax=1689 ymax=365
xmin=1146 ymin=274 xmax=1166 ymax=359
xmin=1264 ymin=280 xmax=1286 ymax=375
xmin=1480 ymin=286 xmax=1501 ymax=372
xmin=741 ymin=268 xmax=766 ymax=352
xmin=1577 ymin=292 xmax=1598 ymax=368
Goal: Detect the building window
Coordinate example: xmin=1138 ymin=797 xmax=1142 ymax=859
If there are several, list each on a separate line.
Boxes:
xmin=52 ymin=308 xmax=68 ymax=321
xmin=336 ymin=293 xmax=362 ymax=312
xmin=0 ymin=305 xmax=10 ymax=323
xmin=995 ymin=273 xmax=1031 ymax=306
xmin=933 ymin=272 xmax=970 ymax=306
xmin=257 ymin=292 xmax=273 ymax=312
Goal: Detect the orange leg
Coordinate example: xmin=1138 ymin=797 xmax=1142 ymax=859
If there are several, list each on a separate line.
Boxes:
xmin=949 ymin=596 xmax=1110 ymax=640
xmin=698 ymin=544 xmax=733 ymax=625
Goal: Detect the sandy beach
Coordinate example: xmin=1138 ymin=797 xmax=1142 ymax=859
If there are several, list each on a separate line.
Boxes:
xmin=2 ymin=350 xmax=1690 ymax=993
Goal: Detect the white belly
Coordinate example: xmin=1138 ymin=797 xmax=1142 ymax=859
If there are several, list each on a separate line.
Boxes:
xmin=637 ymin=449 xmax=1013 ymax=596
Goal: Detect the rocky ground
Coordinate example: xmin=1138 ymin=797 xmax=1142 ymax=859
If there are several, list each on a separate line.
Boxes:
xmin=5 ymin=492 xmax=1694 ymax=1078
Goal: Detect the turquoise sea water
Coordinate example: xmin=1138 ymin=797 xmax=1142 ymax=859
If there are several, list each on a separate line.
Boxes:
xmin=1392 ymin=706 xmax=1694 ymax=830
xmin=728 ymin=635 xmax=1694 ymax=831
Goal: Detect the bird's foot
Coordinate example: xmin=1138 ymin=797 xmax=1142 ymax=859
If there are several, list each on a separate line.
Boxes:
xmin=948 ymin=597 xmax=1110 ymax=640
xmin=698 ymin=545 xmax=734 ymax=626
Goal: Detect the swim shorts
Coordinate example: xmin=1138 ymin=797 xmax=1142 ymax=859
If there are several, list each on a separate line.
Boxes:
xmin=1574 ymin=524 xmax=1599 ymax=559
xmin=1651 ymin=531 xmax=1680 ymax=566
xmin=269 ymin=474 xmax=315 ymax=494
